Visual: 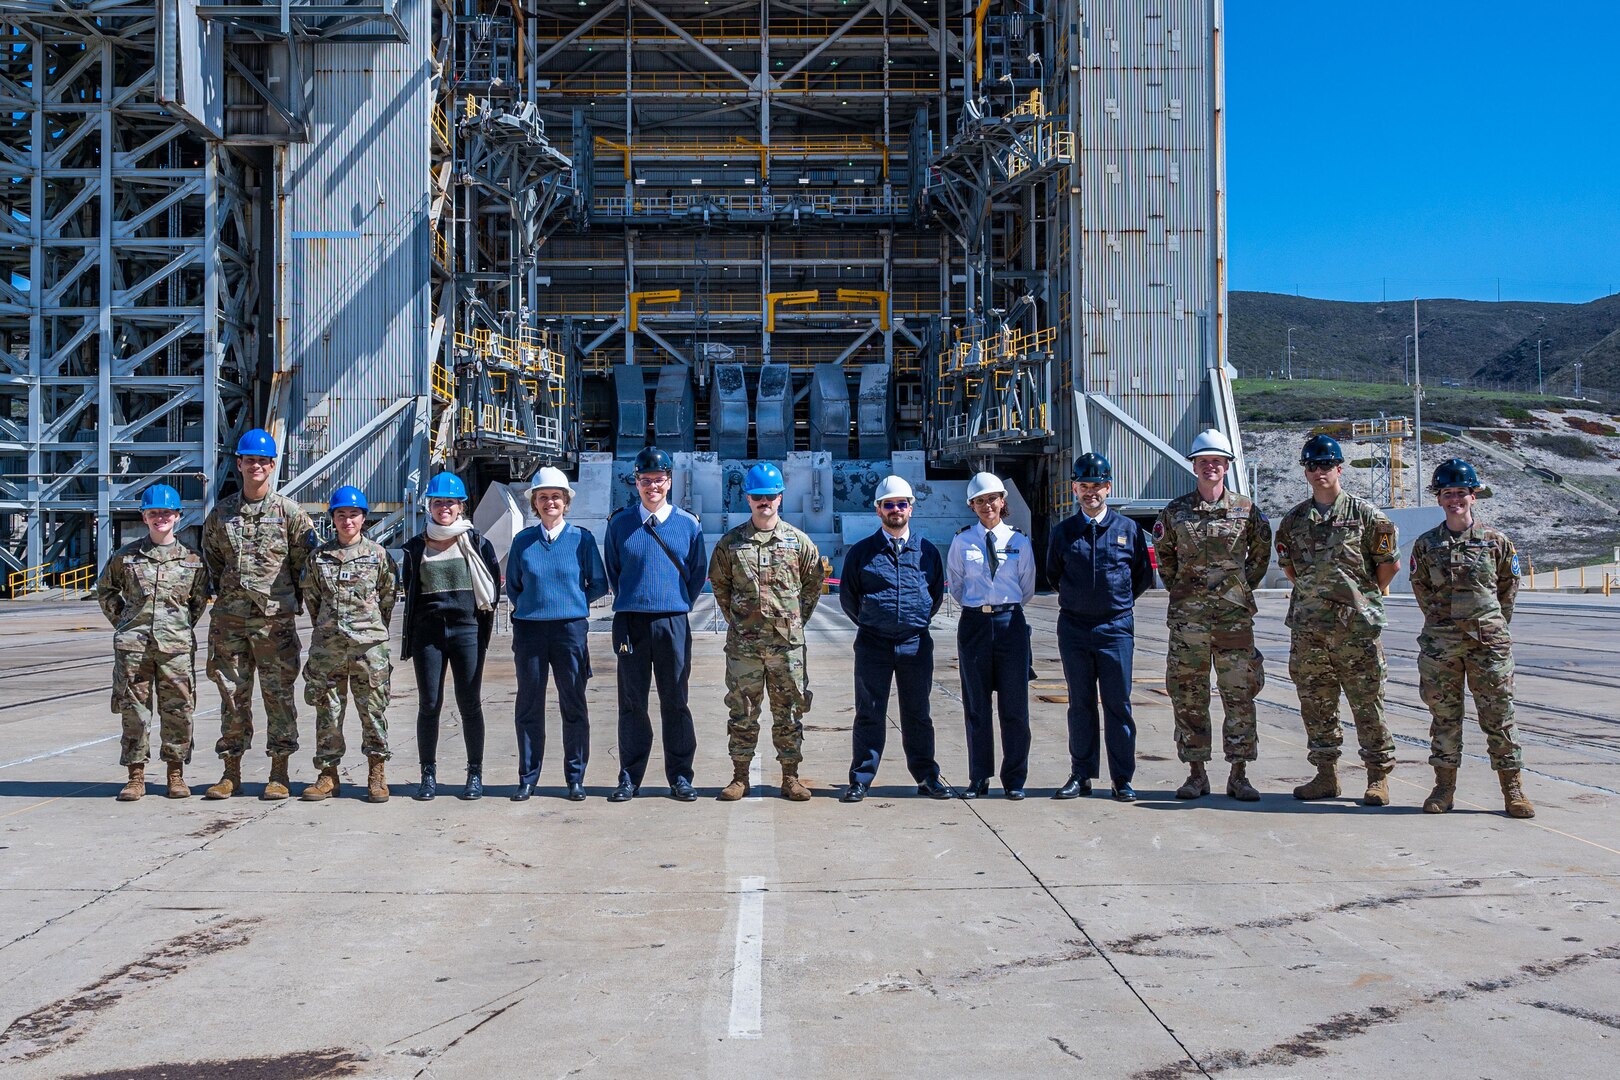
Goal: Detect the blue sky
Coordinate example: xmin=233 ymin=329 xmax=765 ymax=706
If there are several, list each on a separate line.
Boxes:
xmin=1226 ymin=2 xmax=1620 ymax=304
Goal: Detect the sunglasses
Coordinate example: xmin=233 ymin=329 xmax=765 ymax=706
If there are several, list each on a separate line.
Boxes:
xmin=1303 ymin=462 xmax=1338 ymax=473
xmin=880 ymin=500 xmax=911 ymax=511
xmin=747 ymin=493 xmax=779 ymax=503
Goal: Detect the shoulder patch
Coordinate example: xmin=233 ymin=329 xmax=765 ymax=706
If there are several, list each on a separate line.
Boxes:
xmin=1152 ymin=520 xmax=1165 ymax=539
xmin=1510 ymin=553 xmax=1521 ymax=575
xmin=1409 ymin=554 xmax=1417 ymax=574
xmin=1372 ymin=531 xmax=1395 ymax=556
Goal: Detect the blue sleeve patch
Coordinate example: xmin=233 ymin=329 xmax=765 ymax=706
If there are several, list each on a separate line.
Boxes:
xmin=1510 ymin=553 xmax=1521 ymax=576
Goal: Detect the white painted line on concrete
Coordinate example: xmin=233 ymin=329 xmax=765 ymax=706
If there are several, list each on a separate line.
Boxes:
xmin=728 ymin=875 xmax=765 ymax=1039
xmin=0 ymin=735 xmax=119 ymax=770
xmin=747 ymin=754 xmax=762 ymax=800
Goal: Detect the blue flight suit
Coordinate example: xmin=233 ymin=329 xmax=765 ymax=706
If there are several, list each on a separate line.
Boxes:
xmin=839 ymin=529 xmax=946 ymax=788
xmin=946 ymin=521 xmax=1037 ymax=790
xmin=1045 ymin=506 xmax=1156 ymax=785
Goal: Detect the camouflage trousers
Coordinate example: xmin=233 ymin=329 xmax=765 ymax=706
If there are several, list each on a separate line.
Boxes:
xmin=303 ymin=639 xmax=391 ymax=769
xmin=1418 ymin=629 xmax=1522 ymax=771
xmin=1165 ymin=619 xmax=1265 ymax=763
xmin=723 ymin=642 xmax=812 ymax=765
xmin=208 ymin=612 xmax=302 ymax=759
xmin=112 ymin=645 xmax=195 ymax=766
xmin=1289 ymin=629 xmax=1395 ymax=769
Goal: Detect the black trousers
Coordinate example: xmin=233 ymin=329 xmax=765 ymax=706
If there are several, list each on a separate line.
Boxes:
xmin=512 ymin=617 xmax=592 ymax=786
xmin=413 ymin=617 xmax=487 ymax=770
xmin=849 ymin=628 xmax=940 ymax=787
xmin=957 ymin=607 xmax=1032 ymax=789
xmin=1057 ymin=610 xmax=1137 ymax=784
xmin=614 ymin=611 xmax=696 ymax=788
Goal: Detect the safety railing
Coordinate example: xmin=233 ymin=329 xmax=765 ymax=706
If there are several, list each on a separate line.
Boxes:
xmin=940 ymin=325 xmax=1057 ymax=377
xmin=432 ymin=102 xmax=450 ymax=146
xmin=57 ymin=563 xmax=94 ymax=595
xmin=590 ymin=190 xmax=908 ymax=217
xmin=431 ymin=362 xmax=454 ymax=401
xmin=7 ymin=564 xmax=51 ymax=597
xmin=529 ymin=17 xmax=932 ymax=43
xmin=533 ymin=288 xmax=939 ymax=318
xmin=544 ymin=70 xmax=939 ymax=96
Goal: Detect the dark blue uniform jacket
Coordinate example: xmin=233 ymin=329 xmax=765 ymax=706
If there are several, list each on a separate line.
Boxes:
xmin=1046 ymin=508 xmax=1156 ymax=622
xmin=839 ymin=530 xmax=945 ymax=638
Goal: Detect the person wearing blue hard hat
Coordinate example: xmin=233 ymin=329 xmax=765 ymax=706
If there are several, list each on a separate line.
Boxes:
xmin=97 ymin=482 xmax=210 ymax=801
xmin=298 ymin=486 xmax=398 ymax=803
xmin=400 ymin=472 xmax=500 ymax=801
xmin=201 ymin=426 xmax=317 ymax=802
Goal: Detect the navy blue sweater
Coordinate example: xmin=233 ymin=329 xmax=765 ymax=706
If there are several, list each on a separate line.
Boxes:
xmin=839 ymin=530 xmax=944 ymax=638
xmin=507 ymin=523 xmax=610 ymax=621
xmin=1045 ymin=508 xmax=1156 ymax=622
xmin=604 ymin=505 xmax=708 ymax=613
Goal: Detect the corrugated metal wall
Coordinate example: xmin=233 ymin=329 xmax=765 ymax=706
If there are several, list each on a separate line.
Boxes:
xmin=282 ymin=0 xmax=430 ymax=507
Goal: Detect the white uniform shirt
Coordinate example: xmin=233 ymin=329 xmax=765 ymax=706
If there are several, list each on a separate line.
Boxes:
xmin=946 ymin=520 xmax=1036 ymax=608
xmin=637 ymin=502 xmax=674 ymax=525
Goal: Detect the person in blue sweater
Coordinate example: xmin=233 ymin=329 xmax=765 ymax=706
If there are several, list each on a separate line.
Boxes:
xmin=837 ymin=475 xmax=952 ymax=803
xmin=1045 ymin=453 xmax=1157 ymax=802
xmin=602 ymin=446 xmax=709 ymax=802
xmin=506 ymin=466 xmax=610 ymax=802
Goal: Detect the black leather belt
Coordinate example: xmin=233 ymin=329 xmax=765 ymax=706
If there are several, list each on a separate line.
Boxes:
xmin=965 ymin=603 xmax=1020 ymax=614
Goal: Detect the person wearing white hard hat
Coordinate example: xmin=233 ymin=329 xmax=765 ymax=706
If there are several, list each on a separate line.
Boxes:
xmin=1152 ymin=428 xmax=1272 ymax=802
xmin=836 ymin=475 xmax=951 ymax=802
xmin=506 ymin=467 xmax=609 ymax=802
xmin=945 ymin=472 xmax=1036 ymax=799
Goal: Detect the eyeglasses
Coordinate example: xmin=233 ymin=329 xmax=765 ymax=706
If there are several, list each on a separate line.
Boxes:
xmin=969 ymin=495 xmax=1002 ymax=507
xmin=636 ymin=474 xmax=671 ymax=487
xmin=239 ymin=457 xmax=273 ymax=469
xmin=1303 ymin=462 xmax=1338 ymax=473
xmin=879 ymin=500 xmax=911 ymax=511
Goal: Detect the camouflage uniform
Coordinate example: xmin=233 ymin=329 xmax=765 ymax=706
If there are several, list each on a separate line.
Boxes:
xmin=1275 ymin=492 xmax=1399 ymax=769
xmin=202 ymin=491 xmax=315 ymax=759
xmin=302 ymin=536 xmax=398 ymax=768
xmin=708 ymin=519 xmax=826 ymax=764
xmin=96 ymin=538 xmax=210 ymax=766
xmin=1154 ymin=489 xmax=1272 ymax=762
xmin=1409 ymin=520 xmax=1523 ymax=771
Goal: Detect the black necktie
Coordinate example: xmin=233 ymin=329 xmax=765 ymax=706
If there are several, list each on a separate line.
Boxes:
xmin=891 ymin=536 xmax=904 ymax=558
xmin=985 ymin=530 xmax=999 ymax=579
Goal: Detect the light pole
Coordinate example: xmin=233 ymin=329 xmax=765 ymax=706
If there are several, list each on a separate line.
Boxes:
xmin=1402 ymin=334 xmax=1413 ymax=386
xmin=1285 ymin=326 xmax=1298 ymax=380
xmin=1536 ymin=337 xmax=1544 ymax=395
xmin=1412 ymin=300 xmax=1423 ymax=506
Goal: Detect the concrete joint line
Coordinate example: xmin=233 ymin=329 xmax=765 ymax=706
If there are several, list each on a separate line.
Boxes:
xmin=728 ymin=876 xmax=766 ymax=1040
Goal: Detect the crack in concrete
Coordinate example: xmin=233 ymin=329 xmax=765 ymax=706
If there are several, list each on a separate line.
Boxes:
xmin=1523 ymin=999 xmax=1620 ymax=1030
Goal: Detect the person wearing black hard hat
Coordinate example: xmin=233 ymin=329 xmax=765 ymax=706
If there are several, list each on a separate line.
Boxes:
xmin=1045 ymin=453 xmax=1156 ymax=802
xmin=1274 ymin=434 xmax=1400 ymax=807
xmin=1408 ymin=459 xmax=1534 ymax=819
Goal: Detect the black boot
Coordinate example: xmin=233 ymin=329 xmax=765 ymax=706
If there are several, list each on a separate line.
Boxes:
xmin=461 ymin=767 xmax=483 ymax=801
xmin=415 ymin=765 xmax=437 ymax=801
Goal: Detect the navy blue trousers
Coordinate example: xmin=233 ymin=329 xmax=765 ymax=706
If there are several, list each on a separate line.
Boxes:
xmin=958 ymin=607 xmax=1032 ymax=789
xmin=1057 ymin=610 xmax=1137 ymax=784
xmin=849 ymin=629 xmax=940 ymax=787
xmin=614 ymin=611 xmax=696 ymax=788
xmin=512 ymin=617 xmax=592 ymax=786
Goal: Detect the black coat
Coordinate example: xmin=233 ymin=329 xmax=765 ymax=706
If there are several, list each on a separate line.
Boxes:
xmin=399 ymin=530 xmax=503 ymax=661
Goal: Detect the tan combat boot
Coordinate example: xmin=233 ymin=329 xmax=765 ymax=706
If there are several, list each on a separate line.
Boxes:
xmin=1292 ymin=763 xmax=1339 ymax=801
xmin=367 ymin=756 xmax=389 ymax=803
xmin=1422 ymin=766 xmax=1457 ymax=814
xmin=717 ymin=760 xmax=751 ymax=802
xmin=166 ymin=762 xmax=190 ymax=799
xmin=203 ymin=755 xmax=241 ymax=800
xmin=780 ymin=763 xmax=811 ymax=802
xmin=262 ymin=754 xmax=292 ymax=801
xmin=1362 ymin=766 xmax=1390 ymax=807
xmin=1174 ymin=762 xmax=1209 ymax=800
xmin=117 ymin=764 xmax=146 ymax=802
xmin=1226 ymin=762 xmax=1260 ymax=802
xmin=1498 ymin=769 xmax=1535 ymax=819
xmin=301 ymin=767 xmax=340 ymax=802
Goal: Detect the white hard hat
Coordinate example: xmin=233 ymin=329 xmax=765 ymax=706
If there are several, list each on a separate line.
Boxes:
xmin=529 ymin=465 xmax=574 ymax=495
xmin=873 ymin=475 xmax=915 ymax=505
xmin=1187 ymin=428 xmax=1235 ymax=460
xmin=964 ymin=472 xmax=1006 ymax=503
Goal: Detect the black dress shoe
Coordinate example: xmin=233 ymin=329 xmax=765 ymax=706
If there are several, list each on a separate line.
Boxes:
xmin=415 ymin=767 xmax=437 ymax=802
xmin=566 ymin=782 xmax=587 ymax=802
xmin=917 ymin=775 xmax=953 ymax=800
xmin=961 ymin=779 xmax=990 ymax=800
xmin=460 ymin=770 xmax=483 ymax=801
xmin=510 ymin=782 xmax=533 ymax=802
xmin=607 ymin=780 xmax=637 ymax=803
xmin=840 ymin=782 xmax=868 ymax=803
xmin=1111 ymin=782 xmax=1137 ymax=803
xmin=670 ymin=777 xmax=697 ymax=802
xmin=1052 ymin=776 xmax=1093 ymax=800
xmin=1004 ymin=788 xmax=1026 ymax=801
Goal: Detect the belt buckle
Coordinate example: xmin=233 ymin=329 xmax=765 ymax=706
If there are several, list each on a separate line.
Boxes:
xmin=980 ymin=605 xmax=993 ymax=614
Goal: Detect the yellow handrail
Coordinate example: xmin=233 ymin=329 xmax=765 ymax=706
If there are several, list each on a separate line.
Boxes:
xmin=7 ymin=564 xmax=51 ymax=597
xmin=57 ymin=563 xmax=94 ymax=594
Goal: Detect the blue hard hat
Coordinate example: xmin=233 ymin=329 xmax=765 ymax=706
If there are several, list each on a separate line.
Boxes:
xmin=235 ymin=427 xmax=278 ymax=458
xmin=140 ymin=484 xmax=182 ymax=512
xmin=1431 ymin=458 xmax=1480 ymax=492
xmin=329 ymin=485 xmax=369 ymax=513
xmin=424 ymin=472 xmax=469 ymax=501
xmin=1300 ymin=434 xmax=1344 ymax=465
xmin=634 ymin=446 xmax=674 ymax=474
xmin=743 ymin=462 xmax=785 ymax=495
xmin=1072 ymin=452 xmax=1112 ymax=483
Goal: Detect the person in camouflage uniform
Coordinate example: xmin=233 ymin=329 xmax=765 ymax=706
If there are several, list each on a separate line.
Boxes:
xmin=96 ymin=484 xmax=211 ymax=801
xmin=201 ymin=428 xmax=316 ymax=801
xmin=1410 ymin=458 xmax=1533 ymax=819
xmin=707 ymin=463 xmax=825 ymax=801
xmin=299 ymin=486 xmax=398 ymax=803
xmin=1275 ymin=434 xmax=1400 ymax=806
xmin=1154 ymin=428 xmax=1272 ymax=801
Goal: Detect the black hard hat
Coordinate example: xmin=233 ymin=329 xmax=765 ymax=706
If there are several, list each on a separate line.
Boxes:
xmin=1430 ymin=458 xmax=1480 ymax=491
xmin=633 ymin=446 xmax=673 ymax=474
xmin=1072 ymin=452 xmax=1112 ymax=483
xmin=1300 ymin=433 xmax=1344 ymax=465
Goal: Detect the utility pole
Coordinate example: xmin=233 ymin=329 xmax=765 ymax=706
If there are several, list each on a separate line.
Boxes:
xmin=1536 ymin=338 xmax=1544 ymax=395
xmin=1285 ymin=326 xmax=1298 ymax=380
xmin=1403 ymin=334 xmax=1412 ymax=386
xmin=1574 ymin=361 xmax=1583 ymax=398
xmin=1412 ymin=299 xmax=1423 ymax=506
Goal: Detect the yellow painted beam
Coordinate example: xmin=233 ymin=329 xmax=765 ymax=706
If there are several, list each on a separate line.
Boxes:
xmin=835 ymin=288 xmax=890 ymax=331
xmin=628 ymin=289 xmax=681 ymax=331
xmin=766 ymin=290 xmax=819 ymax=332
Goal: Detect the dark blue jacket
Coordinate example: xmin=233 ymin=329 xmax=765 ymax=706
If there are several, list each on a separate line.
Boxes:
xmin=839 ymin=530 xmax=944 ymax=638
xmin=1046 ymin=508 xmax=1156 ymax=623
